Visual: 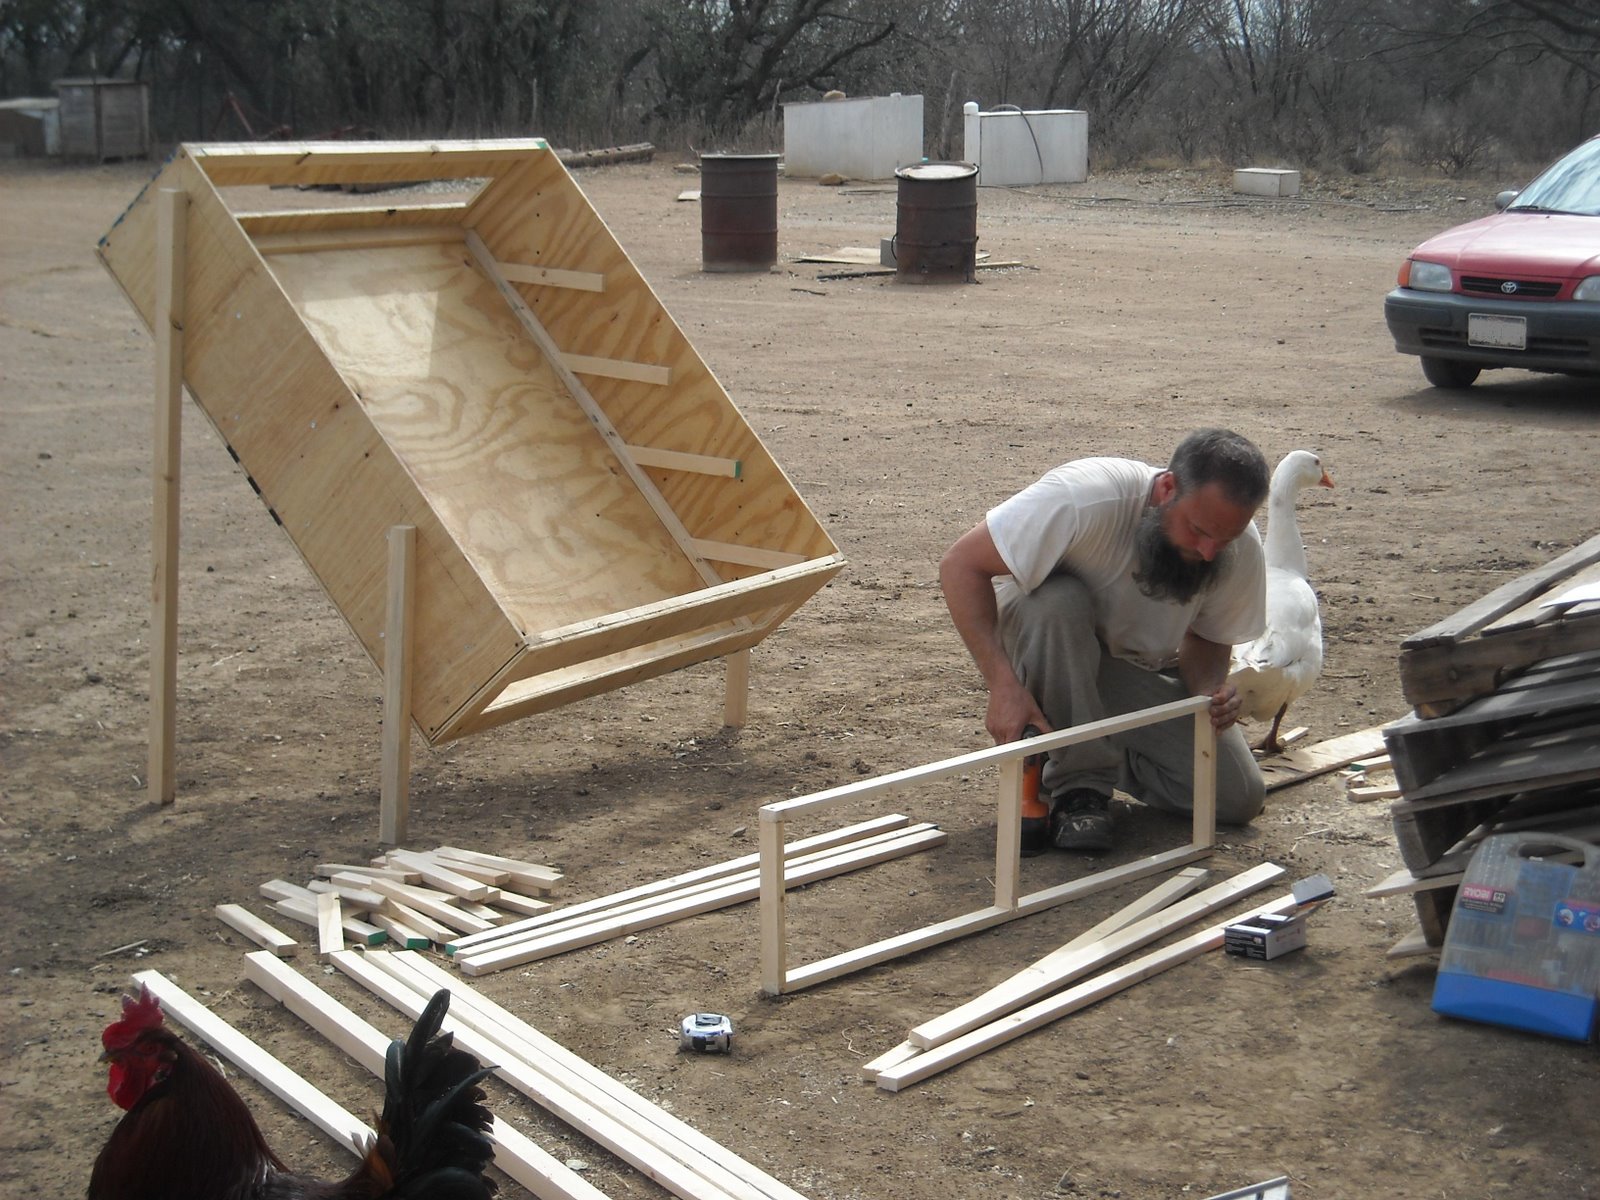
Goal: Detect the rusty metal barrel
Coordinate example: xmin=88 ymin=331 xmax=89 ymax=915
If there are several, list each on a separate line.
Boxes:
xmin=700 ymin=153 xmax=780 ymax=272
xmin=892 ymin=161 xmax=979 ymax=284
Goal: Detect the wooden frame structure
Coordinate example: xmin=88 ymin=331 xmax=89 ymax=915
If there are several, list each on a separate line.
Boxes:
xmin=758 ymin=694 xmax=1217 ymax=995
xmin=97 ymin=141 xmax=843 ymax=839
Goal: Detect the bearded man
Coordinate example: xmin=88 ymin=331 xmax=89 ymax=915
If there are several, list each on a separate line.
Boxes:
xmin=939 ymin=429 xmax=1271 ymax=851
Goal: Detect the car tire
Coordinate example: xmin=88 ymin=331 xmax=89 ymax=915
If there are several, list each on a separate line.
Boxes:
xmin=1420 ymin=357 xmax=1481 ymax=389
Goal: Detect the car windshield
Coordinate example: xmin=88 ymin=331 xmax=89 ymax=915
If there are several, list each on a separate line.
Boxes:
xmin=1507 ymin=136 xmax=1600 ymax=216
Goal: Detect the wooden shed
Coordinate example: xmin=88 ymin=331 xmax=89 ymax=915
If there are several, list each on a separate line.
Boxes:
xmin=54 ymin=77 xmax=150 ymax=160
xmin=98 ymin=140 xmax=844 ymax=836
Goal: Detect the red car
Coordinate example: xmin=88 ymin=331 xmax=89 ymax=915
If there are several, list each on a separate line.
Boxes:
xmin=1384 ymin=134 xmax=1600 ymax=388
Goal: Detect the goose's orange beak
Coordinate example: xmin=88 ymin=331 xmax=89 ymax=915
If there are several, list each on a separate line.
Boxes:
xmin=1318 ymin=468 xmax=1335 ymax=488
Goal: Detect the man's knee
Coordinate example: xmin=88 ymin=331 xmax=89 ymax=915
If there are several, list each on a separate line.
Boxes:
xmin=1215 ymin=739 xmax=1265 ymax=825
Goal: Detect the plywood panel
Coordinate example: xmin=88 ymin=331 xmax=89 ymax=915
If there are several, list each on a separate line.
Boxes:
xmin=267 ymin=242 xmax=707 ymax=637
xmin=467 ymin=150 xmax=837 ymax=572
xmin=97 ymin=152 xmax=521 ymax=741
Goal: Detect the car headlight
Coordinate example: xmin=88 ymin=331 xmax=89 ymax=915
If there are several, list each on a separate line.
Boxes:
xmin=1575 ymin=276 xmax=1600 ymax=301
xmin=1402 ymin=260 xmax=1454 ymax=292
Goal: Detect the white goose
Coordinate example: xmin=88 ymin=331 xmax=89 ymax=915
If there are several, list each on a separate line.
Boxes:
xmin=1229 ymin=449 xmax=1335 ymax=754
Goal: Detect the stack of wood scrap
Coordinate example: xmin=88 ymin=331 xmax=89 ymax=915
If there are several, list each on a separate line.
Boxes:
xmin=1369 ymin=533 xmax=1600 ymax=956
xmin=216 ymin=846 xmax=561 ymax=958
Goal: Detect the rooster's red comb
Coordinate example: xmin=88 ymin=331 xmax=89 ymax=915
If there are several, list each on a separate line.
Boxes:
xmin=102 ymin=983 xmax=165 ymax=1051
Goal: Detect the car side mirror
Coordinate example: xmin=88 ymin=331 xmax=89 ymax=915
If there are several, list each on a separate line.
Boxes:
xmin=1494 ymin=189 xmax=1519 ymax=211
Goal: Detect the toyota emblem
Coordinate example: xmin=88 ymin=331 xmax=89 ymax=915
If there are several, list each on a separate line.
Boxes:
xmin=1501 ymin=280 xmax=1519 ymax=294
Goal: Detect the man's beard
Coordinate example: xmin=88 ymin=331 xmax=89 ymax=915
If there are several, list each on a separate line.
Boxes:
xmin=1132 ymin=504 xmax=1223 ymax=604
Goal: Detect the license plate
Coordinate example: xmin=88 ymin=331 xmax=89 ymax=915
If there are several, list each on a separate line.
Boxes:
xmin=1468 ymin=313 xmax=1526 ymax=350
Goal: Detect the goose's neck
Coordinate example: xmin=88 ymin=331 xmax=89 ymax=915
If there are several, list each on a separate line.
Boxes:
xmin=1263 ymin=489 xmax=1309 ymax=577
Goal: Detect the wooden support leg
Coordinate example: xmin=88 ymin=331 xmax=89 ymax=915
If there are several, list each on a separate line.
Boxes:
xmin=149 ymin=187 xmax=187 ymax=807
xmin=1192 ymin=707 xmax=1217 ymax=849
xmin=379 ymin=525 xmax=417 ymax=845
xmin=722 ymin=647 xmax=750 ymax=728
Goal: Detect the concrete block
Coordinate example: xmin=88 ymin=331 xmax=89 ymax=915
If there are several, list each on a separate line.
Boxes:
xmin=1233 ymin=168 xmax=1301 ymax=198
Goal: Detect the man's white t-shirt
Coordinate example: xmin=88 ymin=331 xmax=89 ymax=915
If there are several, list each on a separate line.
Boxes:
xmin=986 ymin=457 xmax=1265 ymax=671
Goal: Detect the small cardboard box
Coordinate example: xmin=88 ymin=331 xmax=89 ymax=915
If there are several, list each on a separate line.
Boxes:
xmin=1224 ymin=912 xmax=1307 ymax=960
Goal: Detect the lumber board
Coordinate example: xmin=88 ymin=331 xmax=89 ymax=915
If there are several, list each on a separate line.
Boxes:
xmin=320 ymin=862 xmax=418 ymax=883
xmin=190 ymin=139 xmax=545 ymax=187
xmin=379 ymin=524 xmax=416 ymax=845
xmin=447 ymin=814 xmax=911 ymax=953
xmin=368 ymin=911 xmax=432 ymax=949
xmin=131 ymin=970 xmax=369 ymax=1153
xmin=560 ymin=352 xmax=672 ymax=386
xmin=779 ymin=844 xmax=1210 ymax=993
xmin=1258 ymin=725 xmax=1390 ymax=792
xmin=332 ymin=952 xmax=767 ymax=1200
xmin=316 ymin=891 xmax=344 ymax=958
xmin=380 ymin=849 xmax=494 ymax=900
xmin=689 ymin=540 xmax=807 ymax=570
xmin=906 ymin=865 xmax=1278 ymax=1049
xmin=149 ymin=187 xmax=185 ymax=808
xmin=236 ymin=203 xmax=473 ymax=236
xmin=378 ymin=950 xmax=812 ymax=1200
xmin=253 ymin=226 xmax=466 ymax=255
xmin=864 ymin=869 xmax=1208 ymax=1073
xmin=214 ymin=903 xmax=298 ymax=956
xmin=497 ymin=260 xmax=607 ymax=291
xmin=629 ymin=446 xmax=742 ymax=479
xmin=242 ymin=953 xmax=616 ymax=1200
xmin=430 ymin=845 xmax=561 ymax=889
xmin=1399 ymin=614 xmax=1600 ymax=711
xmin=403 ymin=854 xmax=509 ymax=886
xmin=451 ymin=821 xmax=929 ymax=959
xmin=270 ymin=896 xmax=387 ymax=946
xmin=456 ymin=826 xmax=947 ymax=975
xmin=1392 ymin=721 xmax=1600 ymax=807
xmin=764 ymin=697 xmax=1210 ymax=819
xmin=874 ymin=894 xmax=1301 ymax=1091
xmin=307 ymin=878 xmax=386 ymax=912
xmin=1482 ymin=561 xmax=1600 ymax=633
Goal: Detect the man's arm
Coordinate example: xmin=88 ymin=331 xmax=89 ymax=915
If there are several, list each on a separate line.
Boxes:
xmin=939 ymin=522 xmax=1050 ymax=743
xmin=1179 ymin=630 xmax=1241 ymax=731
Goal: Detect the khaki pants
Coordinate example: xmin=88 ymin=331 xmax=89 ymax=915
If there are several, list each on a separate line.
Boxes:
xmin=997 ymin=574 xmax=1265 ymax=825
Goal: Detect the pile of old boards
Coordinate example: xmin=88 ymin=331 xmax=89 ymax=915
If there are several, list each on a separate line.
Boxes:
xmin=1368 ymin=533 xmax=1600 ymax=956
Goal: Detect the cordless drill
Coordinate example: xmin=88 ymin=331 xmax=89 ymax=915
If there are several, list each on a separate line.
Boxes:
xmin=1019 ymin=724 xmax=1050 ymax=856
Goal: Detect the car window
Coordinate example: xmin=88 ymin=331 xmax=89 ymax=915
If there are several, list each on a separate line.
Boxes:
xmin=1509 ymin=137 xmax=1600 ymax=216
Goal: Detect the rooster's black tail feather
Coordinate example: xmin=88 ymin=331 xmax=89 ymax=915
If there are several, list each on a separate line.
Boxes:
xmin=379 ymin=989 xmax=497 ymax=1198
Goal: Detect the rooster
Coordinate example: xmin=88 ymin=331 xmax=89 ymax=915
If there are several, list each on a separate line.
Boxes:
xmin=89 ymin=983 xmax=497 ymax=1200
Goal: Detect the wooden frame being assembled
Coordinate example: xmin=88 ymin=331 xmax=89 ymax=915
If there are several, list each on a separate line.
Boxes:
xmin=758 ymin=694 xmax=1217 ymax=995
xmin=97 ymin=141 xmax=844 ymax=840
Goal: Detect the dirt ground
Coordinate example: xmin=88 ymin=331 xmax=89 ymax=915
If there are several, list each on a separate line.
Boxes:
xmin=4 ymin=149 xmax=1598 ymax=1200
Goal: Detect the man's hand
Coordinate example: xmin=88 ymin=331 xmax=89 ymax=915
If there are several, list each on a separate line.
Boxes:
xmin=986 ymin=678 xmax=1052 ymax=745
xmin=1208 ymin=681 xmax=1243 ymax=732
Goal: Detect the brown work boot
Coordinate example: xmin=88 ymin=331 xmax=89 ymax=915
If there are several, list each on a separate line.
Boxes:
xmin=1049 ymin=789 xmax=1113 ymax=852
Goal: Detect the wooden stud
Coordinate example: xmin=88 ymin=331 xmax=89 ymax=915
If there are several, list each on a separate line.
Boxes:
xmin=380 ymin=849 xmax=494 ymax=900
xmin=758 ymin=815 xmax=787 ymax=997
xmin=689 ymin=540 xmax=806 ymax=571
xmin=214 ymin=903 xmax=298 ymax=957
xmin=875 ymin=894 xmax=1301 ymax=1091
xmin=456 ymin=826 xmax=946 ymax=976
xmin=374 ymin=950 xmax=813 ymax=1200
xmin=253 ymin=226 xmax=466 ymax=255
xmin=316 ymin=891 xmax=344 ymax=958
xmin=1191 ymin=706 xmax=1217 ymax=849
xmin=149 ymin=187 xmax=186 ymax=807
xmin=270 ymin=895 xmax=386 ymax=946
xmin=496 ymin=260 xmax=607 ymax=292
xmin=781 ymin=845 xmax=1208 ymax=994
xmin=368 ymin=911 xmax=433 ymax=949
xmin=445 ymin=814 xmax=911 ymax=954
xmin=379 ymin=524 xmax=416 ymax=845
xmin=242 ymin=952 xmax=615 ymax=1200
xmin=628 ymin=446 xmax=742 ymax=478
xmin=906 ymin=864 xmax=1282 ymax=1049
xmin=307 ymin=879 xmax=386 ymax=912
xmin=560 ymin=352 xmax=672 ymax=386
xmin=331 ymin=952 xmax=755 ymax=1200
xmin=131 ymin=970 xmax=370 ymax=1152
xmin=430 ymin=845 xmax=563 ymax=888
